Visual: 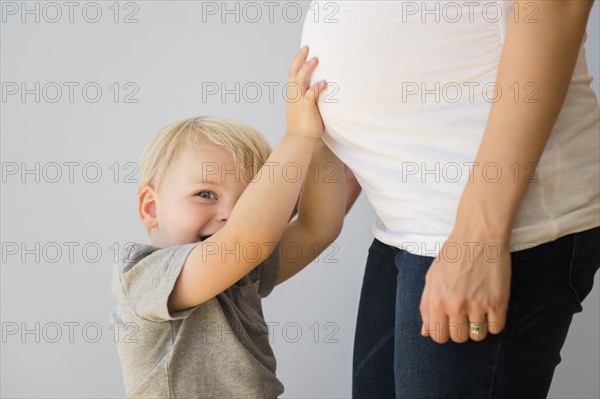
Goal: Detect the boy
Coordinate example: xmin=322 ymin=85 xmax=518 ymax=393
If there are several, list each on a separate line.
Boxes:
xmin=111 ymin=46 xmax=345 ymax=397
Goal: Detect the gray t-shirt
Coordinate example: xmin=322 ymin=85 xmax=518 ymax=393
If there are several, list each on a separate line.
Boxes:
xmin=110 ymin=242 xmax=284 ymax=398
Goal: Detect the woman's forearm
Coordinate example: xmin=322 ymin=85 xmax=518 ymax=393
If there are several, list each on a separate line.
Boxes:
xmin=455 ymin=0 xmax=594 ymax=239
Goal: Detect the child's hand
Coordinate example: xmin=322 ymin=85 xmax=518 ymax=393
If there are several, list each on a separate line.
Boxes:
xmin=285 ymin=46 xmax=328 ymax=140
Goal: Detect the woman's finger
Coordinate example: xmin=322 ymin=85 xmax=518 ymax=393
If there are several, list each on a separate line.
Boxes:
xmin=448 ymin=314 xmax=470 ymax=343
xmin=428 ymin=311 xmax=450 ymax=344
xmin=467 ymin=316 xmax=488 ymax=342
xmin=419 ymin=281 xmax=431 ymax=337
xmin=486 ymin=309 xmax=506 ymax=336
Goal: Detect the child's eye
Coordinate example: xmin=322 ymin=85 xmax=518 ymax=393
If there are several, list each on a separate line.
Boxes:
xmin=195 ymin=191 xmax=216 ymax=200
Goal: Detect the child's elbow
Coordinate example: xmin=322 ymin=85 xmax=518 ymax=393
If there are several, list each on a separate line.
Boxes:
xmin=333 ymin=218 xmax=344 ymax=240
xmin=322 ymin=218 xmax=344 ymax=248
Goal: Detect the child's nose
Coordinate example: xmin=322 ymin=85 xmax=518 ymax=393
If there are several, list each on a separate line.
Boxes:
xmin=217 ymin=203 xmax=233 ymax=222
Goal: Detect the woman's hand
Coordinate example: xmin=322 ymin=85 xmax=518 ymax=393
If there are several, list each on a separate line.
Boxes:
xmin=285 ymin=46 xmax=328 ymax=140
xmin=419 ymin=231 xmax=511 ymax=343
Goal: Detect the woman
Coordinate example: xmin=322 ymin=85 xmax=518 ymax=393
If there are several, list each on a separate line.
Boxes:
xmin=302 ymin=1 xmax=599 ymax=398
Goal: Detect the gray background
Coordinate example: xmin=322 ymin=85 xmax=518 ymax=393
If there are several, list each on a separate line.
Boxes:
xmin=1 ymin=1 xmax=598 ymax=397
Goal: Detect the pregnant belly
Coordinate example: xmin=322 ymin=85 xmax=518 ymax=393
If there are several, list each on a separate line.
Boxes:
xmin=300 ymin=1 xmax=505 ymax=234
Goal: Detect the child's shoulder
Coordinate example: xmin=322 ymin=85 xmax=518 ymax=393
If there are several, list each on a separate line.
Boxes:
xmin=111 ymin=242 xmax=199 ymax=319
xmin=115 ymin=242 xmax=197 ymax=274
xmin=115 ymin=243 xmax=158 ymax=270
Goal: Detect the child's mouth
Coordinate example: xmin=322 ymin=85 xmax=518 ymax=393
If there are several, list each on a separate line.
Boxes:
xmin=200 ymin=235 xmax=213 ymax=242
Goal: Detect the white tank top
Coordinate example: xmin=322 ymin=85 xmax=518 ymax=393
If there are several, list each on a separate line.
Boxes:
xmin=301 ymin=0 xmax=600 ymax=256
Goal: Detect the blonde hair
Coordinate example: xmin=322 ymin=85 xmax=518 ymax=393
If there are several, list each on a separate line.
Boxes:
xmin=139 ymin=116 xmax=272 ymax=191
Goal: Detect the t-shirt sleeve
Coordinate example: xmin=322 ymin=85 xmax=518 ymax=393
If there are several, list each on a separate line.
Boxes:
xmin=115 ymin=242 xmax=199 ymax=322
xmin=256 ymin=245 xmax=280 ymax=298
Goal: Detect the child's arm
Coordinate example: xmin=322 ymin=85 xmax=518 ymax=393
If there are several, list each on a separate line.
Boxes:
xmin=167 ymin=47 xmax=328 ymax=312
xmin=344 ymin=165 xmax=361 ymax=214
xmin=275 ymin=140 xmax=345 ymax=285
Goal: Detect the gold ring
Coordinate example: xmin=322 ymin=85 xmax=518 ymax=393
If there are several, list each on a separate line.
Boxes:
xmin=469 ymin=321 xmax=486 ymax=336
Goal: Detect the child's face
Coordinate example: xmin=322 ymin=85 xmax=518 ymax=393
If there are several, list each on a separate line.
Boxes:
xmin=148 ymin=145 xmax=246 ymax=248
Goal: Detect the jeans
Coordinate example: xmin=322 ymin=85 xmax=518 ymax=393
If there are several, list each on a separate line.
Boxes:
xmin=352 ymin=226 xmax=600 ymax=399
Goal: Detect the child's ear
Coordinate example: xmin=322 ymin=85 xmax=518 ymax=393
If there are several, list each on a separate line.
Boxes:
xmin=138 ymin=185 xmax=158 ymax=229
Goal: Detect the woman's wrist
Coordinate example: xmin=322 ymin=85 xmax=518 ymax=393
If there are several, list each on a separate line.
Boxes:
xmin=453 ymin=199 xmax=513 ymax=245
